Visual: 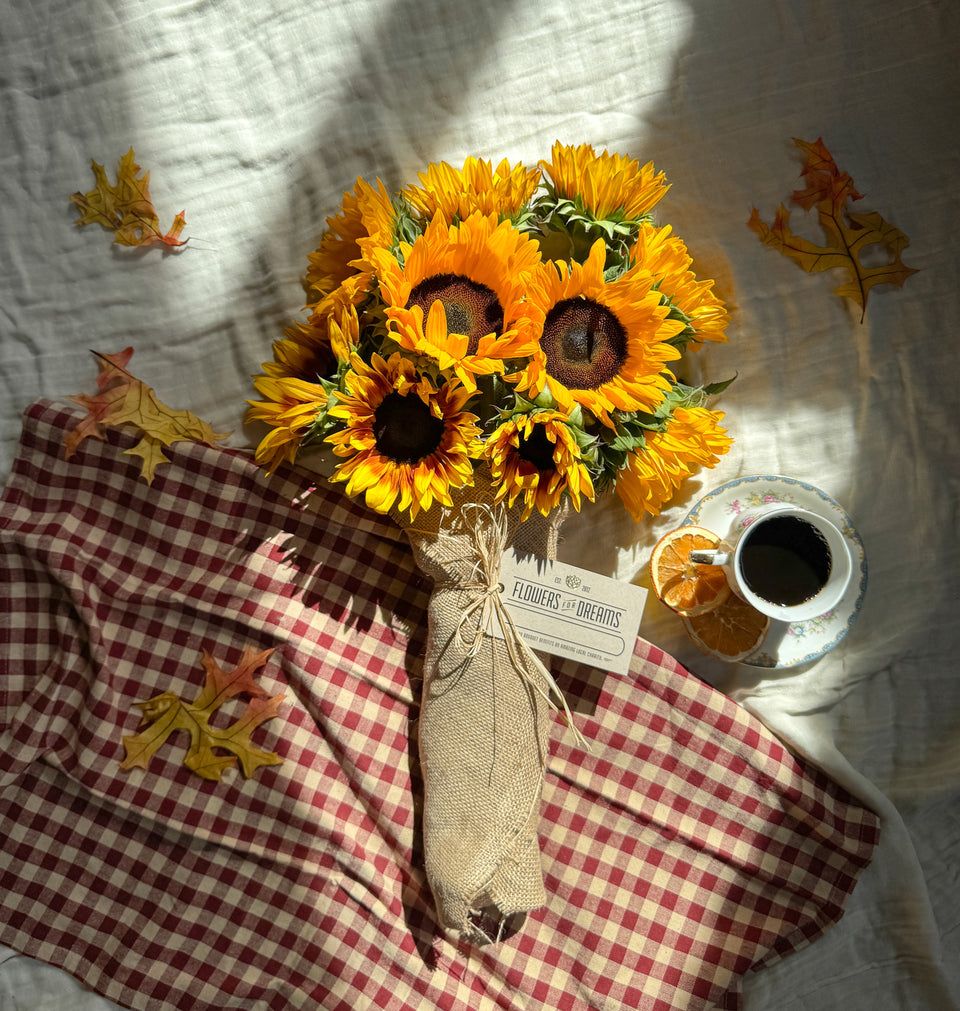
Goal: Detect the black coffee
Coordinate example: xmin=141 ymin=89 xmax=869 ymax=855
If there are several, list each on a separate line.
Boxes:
xmin=740 ymin=515 xmax=832 ymax=606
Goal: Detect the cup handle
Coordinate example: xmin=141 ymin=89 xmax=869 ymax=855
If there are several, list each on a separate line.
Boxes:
xmin=689 ymin=549 xmax=730 ymax=565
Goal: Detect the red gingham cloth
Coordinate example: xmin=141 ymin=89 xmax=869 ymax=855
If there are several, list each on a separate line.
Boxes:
xmin=0 ymin=400 xmax=879 ymax=1011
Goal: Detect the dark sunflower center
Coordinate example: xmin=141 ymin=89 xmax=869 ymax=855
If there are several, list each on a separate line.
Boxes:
xmin=540 ymin=298 xmax=627 ymax=390
xmin=516 ymin=425 xmax=556 ymax=472
xmin=407 ymin=272 xmax=504 ymax=355
xmin=373 ymin=391 xmax=445 ymax=464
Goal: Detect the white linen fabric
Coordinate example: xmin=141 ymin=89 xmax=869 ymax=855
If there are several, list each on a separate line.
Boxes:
xmin=1 ymin=0 xmax=957 ymax=1008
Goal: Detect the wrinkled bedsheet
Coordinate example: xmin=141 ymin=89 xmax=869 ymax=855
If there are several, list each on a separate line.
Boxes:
xmin=2 ymin=0 xmax=958 ymax=1008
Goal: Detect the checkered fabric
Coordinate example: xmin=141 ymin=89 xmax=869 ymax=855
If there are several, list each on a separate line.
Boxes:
xmin=0 ymin=401 xmax=879 ymax=1011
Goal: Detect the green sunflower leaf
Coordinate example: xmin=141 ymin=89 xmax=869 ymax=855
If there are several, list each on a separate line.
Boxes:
xmin=392 ymin=197 xmax=422 ymax=250
xmin=702 ymin=374 xmax=738 ymax=396
xmin=653 ymin=375 xmax=737 ymax=416
xmin=603 ymin=257 xmax=632 ymax=283
xmin=300 ymin=379 xmax=344 ymax=447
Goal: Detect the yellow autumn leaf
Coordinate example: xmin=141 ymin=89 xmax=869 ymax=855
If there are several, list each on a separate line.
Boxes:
xmin=120 ymin=647 xmax=285 ymax=782
xmin=749 ymin=137 xmax=918 ymax=320
xmin=71 ymin=147 xmax=188 ymax=249
xmin=66 ymin=348 xmax=230 ymax=484
xmin=122 ymin=435 xmax=171 ymax=485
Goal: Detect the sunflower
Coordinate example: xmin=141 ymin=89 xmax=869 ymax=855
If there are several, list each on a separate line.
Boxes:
xmin=402 ymin=156 xmax=541 ymax=225
xmin=246 ymin=376 xmax=329 ymax=473
xmin=258 ymin=304 xmax=359 ymax=390
xmin=325 ymin=352 xmax=481 ymax=520
xmin=631 ymin=223 xmax=729 ymax=345
xmin=484 ymin=410 xmax=595 ymax=521
xmin=510 ymin=238 xmax=684 ymax=425
xmin=373 ymin=212 xmax=541 ymax=391
xmin=541 ymin=141 xmax=669 ymax=223
xmin=326 ymin=303 xmax=361 ymax=363
xmin=303 ymin=176 xmax=396 ymax=313
xmin=614 ymin=406 xmax=732 ymax=520
xmin=262 ymin=332 xmax=337 ymax=385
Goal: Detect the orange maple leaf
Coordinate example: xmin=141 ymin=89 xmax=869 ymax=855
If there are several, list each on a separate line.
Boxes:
xmin=120 ymin=647 xmax=285 ymax=781
xmin=71 ymin=148 xmax=187 ymax=249
xmin=748 ymin=137 xmax=918 ymax=321
xmin=65 ymin=348 xmax=230 ymax=483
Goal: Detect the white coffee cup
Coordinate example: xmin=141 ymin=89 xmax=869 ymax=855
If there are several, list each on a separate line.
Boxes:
xmin=689 ymin=503 xmax=853 ymax=622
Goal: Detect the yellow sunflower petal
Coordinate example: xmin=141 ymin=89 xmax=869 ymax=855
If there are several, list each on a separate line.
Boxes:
xmin=630 ymin=223 xmax=730 ymax=345
xmin=402 ymin=156 xmax=541 ymax=224
xmin=305 ymin=176 xmax=395 ymax=300
xmin=615 ymin=406 xmax=732 ymax=520
xmin=542 ymin=141 xmax=669 ymax=222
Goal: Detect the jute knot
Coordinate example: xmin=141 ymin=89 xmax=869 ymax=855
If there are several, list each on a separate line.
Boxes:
xmin=453 ymin=502 xmax=588 ymax=751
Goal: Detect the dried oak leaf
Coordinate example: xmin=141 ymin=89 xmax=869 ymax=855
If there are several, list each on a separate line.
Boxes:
xmin=749 ymin=137 xmax=918 ymax=320
xmin=66 ymin=348 xmax=230 ymax=483
xmin=120 ymin=647 xmax=285 ymax=781
xmin=71 ymin=147 xmax=187 ymax=249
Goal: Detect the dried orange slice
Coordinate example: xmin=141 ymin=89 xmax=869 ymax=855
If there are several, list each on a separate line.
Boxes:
xmin=649 ymin=525 xmax=732 ymax=617
xmin=681 ymin=594 xmax=770 ymax=662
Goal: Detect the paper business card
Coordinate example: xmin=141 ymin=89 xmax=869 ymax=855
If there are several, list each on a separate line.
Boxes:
xmin=494 ymin=548 xmax=647 ymax=676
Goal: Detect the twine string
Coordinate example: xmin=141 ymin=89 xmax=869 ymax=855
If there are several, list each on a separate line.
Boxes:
xmin=453 ymin=502 xmax=588 ymax=751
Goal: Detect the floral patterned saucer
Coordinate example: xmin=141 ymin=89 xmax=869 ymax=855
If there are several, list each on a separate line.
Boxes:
xmin=683 ymin=475 xmax=867 ymax=668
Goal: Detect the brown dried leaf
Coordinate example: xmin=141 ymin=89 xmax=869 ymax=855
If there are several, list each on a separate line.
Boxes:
xmin=749 ymin=137 xmax=918 ymax=320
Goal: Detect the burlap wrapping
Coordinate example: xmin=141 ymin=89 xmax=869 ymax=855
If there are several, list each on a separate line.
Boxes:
xmin=396 ymin=475 xmax=578 ymax=943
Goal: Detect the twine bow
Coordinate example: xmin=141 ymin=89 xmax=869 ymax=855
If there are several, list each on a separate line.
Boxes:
xmin=454 ymin=502 xmax=589 ymax=751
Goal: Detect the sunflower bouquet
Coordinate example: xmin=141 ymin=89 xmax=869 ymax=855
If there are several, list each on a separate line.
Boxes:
xmin=248 ymin=142 xmax=733 ymax=941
